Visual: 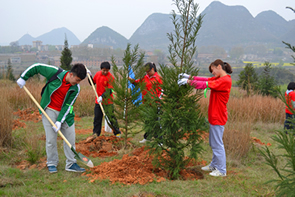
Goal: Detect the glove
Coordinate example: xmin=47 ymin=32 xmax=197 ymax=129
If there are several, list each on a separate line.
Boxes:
xmin=97 ymin=96 xmax=102 ymax=103
xmin=16 ymin=78 xmax=26 ymax=88
xmin=178 ymin=73 xmax=190 ymax=79
xmin=87 ymin=69 xmax=92 ymax=76
xmin=52 ymin=121 xmax=61 ymax=133
xmin=178 ymin=78 xmax=188 ymax=86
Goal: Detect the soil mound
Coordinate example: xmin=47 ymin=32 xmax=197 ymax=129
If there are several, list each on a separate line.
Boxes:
xmin=84 ymin=146 xmax=204 ymax=185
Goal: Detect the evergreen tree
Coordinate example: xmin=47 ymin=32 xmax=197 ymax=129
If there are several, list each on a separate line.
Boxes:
xmin=60 ymin=35 xmax=73 ymax=70
xmin=110 ymin=44 xmax=145 ymax=146
xmin=6 ymin=59 xmax=15 ymax=81
xmin=257 ymin=62 xmax=277 ymax=97
xmin=236 ymin=63 xmax=258 ymax=96
xmin=144 ymin=0 xmax=206 ymax=180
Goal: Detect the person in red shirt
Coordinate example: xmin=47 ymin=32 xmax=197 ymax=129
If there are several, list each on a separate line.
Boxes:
xmin=89 ymin=61 xmax=121 ymax=137
xmin=129 ymin=62 xmax=163 ymax=143
xmin=284 ymin=82 xmax=295 ymax=132
xmin=178 ymin=59 xmax=232 ymax=177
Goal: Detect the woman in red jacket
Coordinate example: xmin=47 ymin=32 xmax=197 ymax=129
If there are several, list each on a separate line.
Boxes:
xmin=178 ymin=59 xmax=232 ymax=177
xmin=129 ymin=62 xmax=163 ymax=143
xmin=284 ymin=82 xmax=295 ymax=132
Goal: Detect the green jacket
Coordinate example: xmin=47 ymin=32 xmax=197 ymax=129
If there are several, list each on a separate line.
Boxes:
xmin=20 ymin=63 xmax=80 ymax=127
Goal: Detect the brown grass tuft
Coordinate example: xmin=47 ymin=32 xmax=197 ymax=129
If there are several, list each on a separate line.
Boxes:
xmin=0 ymin=80 xmax=14 ymax=148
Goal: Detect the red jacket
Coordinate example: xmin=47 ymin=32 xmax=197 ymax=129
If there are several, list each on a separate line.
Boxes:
xmin=134 ymin=72 xmax=162 ymax=102
xmin=93 ymin=71 xmax=114 ymax=105
xmin=285 ymin=90 xmax=295 ymax=114
xmin=207 ymin=75 xmax=232 ymax=125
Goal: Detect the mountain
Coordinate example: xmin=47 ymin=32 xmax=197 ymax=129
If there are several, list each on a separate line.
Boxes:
xmin=18 ymin=34 xmax=35 ymax=45
xmin=18 ymin=27 xmax=80 ymax=46
xmin=196 ymin=1 xmax=278 ymax=49
xmin=255 ymin=10 xmax=289 ymax=38
xmin=129 ymin=13 xmax=174 ymax=51
xmin=80 ymin=26 xmax=128 ymax=49
xmin=128 ymin=1 xmax=293 ymax=51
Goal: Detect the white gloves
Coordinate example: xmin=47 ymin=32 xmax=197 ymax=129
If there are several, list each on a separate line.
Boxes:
xmin=87 ymin=69 xmax=92 ymax=76
xmin=16 ymin=78 xmax=26 ymax=88
xmin=52 ymin=121 xmax=61 ymax=133
xmin=178 ymin=78 xmax=188 ymax=86
xmin=178 ymin=73 xmax=190 ymax=79
xmin=97 ymin=96 xmax=102 ymax=103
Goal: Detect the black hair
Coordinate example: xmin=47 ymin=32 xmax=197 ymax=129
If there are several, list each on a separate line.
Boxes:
xmin=287 ymin=82 xmax=295 ymax=90
xmin=100 ymin=61 xmax=111 ymax=69
xmin=144 ymin=62 xmax=157 ymax=72
xmin=209 ymin=59 xmax=233 ymax=74
xmin=70 ymin=63 xmax=86 ymax=80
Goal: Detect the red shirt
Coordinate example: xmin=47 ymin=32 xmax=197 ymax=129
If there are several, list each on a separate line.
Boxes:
xmin=135 ymin=72 xmax=162 ymax=101
xmin=93 ymin=71 xmax=114 ymax=105
xmin=207 ymin=75 xmax=232 ymax=125
xmin=285 ymin=91 xmax=295 ymax=114
xmin=48 ymin=72 xmax=71 ymax=111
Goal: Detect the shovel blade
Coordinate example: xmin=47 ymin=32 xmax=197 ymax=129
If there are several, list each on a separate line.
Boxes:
xmin=71 ymin=147 xmax=94 ymax=168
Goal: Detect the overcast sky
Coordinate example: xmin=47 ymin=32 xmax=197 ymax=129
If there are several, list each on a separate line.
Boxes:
xmin=0 ymin=0 xmax=294 ymax=46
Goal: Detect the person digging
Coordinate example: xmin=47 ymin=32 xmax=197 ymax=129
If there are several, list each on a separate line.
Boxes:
xmin=16 ymin=63 xmax=92 ymax=173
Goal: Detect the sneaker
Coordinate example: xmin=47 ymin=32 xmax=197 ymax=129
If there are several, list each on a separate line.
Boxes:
xmin=66 ymin=163 xmax=85 ymax=173
xmin=201 ymin=164 xmax=216 ymax=171
xmin=209 ymin=169 xmax=226 ymax=177
xmin=115 ymin=133 xmax=121 ymax=138
xmin=92 ymin=133 xmax=98 ymax=138
xmin=48 ymin=166 xmax=57 ymax=173
xmin=139 ymin=138 xmax=148 ymax=143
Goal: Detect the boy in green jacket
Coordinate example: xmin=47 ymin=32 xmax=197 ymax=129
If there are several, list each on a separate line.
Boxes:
xmin=16 ymin=63 xmax=89 ymax=173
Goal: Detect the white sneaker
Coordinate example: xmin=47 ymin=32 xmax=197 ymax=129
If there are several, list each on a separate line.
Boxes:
xmin=209 ymin=169 xmax=226 ymax=177
xmin=201 ymin=164 xmax=216 ymax=171
xmin=139 ymin=139 xmax=147 ymax=143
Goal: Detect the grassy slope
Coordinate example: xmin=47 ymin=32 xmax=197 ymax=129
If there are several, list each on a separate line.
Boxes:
xmin=0 ymin=115 xmax=283 ymax=197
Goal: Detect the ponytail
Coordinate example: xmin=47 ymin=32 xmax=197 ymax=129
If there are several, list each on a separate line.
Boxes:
xmin=209 ymin=59 xmax=232 ymax=74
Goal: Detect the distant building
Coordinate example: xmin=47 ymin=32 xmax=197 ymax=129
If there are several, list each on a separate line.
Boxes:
xmin=10 ymin=57 xmax=21 ymax=63
xmin=87 ymin=44 xmax=94 ymax=48
xmin=20 ymin=45 xmax=32 ymax=51
xmin=32 ymin=40 xmax=42 ymax=48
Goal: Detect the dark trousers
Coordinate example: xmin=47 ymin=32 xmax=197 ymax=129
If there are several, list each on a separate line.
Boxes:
xmin=93 ymin=104 xmax=121 ymax=136
xmin=284 ymin=113 xmax=295 ymax=131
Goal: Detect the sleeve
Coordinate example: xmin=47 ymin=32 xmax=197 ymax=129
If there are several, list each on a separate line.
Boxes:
xmin=57 ymin=86 xmax=80 ymax=123
xmin=192 ymin=76 xmax=209 ymax=81
xmin=190 ymin=80 xmax=207 ymax=90
xmin=21 ymin=63 xmax=59 ymax=81
xmin=208 ymin=77 xmax=229 ymax=91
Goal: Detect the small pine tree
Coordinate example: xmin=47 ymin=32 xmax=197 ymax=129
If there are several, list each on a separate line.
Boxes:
xmin=6 ymin=59 xmax=15 ymax=81
xmin=257 ymin=62 xmax=277 ymax=97
xmin=110 ymin=44 xmax=145 ymax=146
xmin=60 ymin=35 xmax=73 ymax=70
xmin=143 ymin=0 xmax=206 ymax=180
xmin=236 ymin=63 xmax=258 ymax=96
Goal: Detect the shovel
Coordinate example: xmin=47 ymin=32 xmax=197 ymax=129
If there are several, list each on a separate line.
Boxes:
xmin=23 ymin=86 xmax=94 ymax=168
xmin=85 ymin=68 xmax=117 ymax=132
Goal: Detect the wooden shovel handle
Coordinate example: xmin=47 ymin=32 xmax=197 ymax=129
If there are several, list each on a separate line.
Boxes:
xmin=23 ymin=86 xmax=72 ymax=148
xmin=85 ymin=68 xmax=106 ymax=116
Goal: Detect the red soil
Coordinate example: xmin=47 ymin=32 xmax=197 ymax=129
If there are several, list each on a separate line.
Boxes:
xmin=251 ymin=137 xmax=271 ymax=146
xmin=84 ymin=146 xmax=205 ymax=185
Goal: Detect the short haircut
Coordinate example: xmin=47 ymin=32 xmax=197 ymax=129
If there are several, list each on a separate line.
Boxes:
xmin=287 ymin=82 xmax=295 ymax=90
xmin=100 ymin=61 xmax=111 ymax=69
xmin=70 ymin=63 xmax=86 ymax=80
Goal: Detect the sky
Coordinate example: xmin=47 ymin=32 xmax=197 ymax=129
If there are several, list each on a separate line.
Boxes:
xmin=0 ymin=0 xmax=294 ymax=46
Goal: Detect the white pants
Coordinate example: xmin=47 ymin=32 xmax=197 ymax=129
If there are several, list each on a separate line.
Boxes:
xmin=209 ymin=124 xmax=226 ymax=174
xmin=42 ymin=108 xmax=76 ymax=169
